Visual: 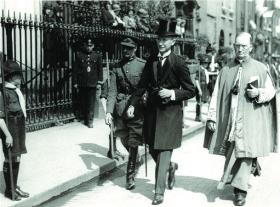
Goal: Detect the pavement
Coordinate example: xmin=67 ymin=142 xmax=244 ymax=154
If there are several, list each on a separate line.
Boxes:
xmin=0 ymin=98 xmax=208 ymax=207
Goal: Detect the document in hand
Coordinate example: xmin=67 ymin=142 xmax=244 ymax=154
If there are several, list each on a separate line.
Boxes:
xmin=247 ymin=76 xmax=259 ymax=89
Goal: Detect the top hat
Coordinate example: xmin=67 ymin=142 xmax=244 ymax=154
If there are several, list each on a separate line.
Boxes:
xmin=156 ymin=18 xmax=179 ymax=37
xmin=112 ymin=4 xmax=121 ymax=11
xmin=121 ymin=38 xmax=137 ymax=48
xmin=138 ymin=9 xmax=149 ymax=18
xmin=197 ymin=54 xmax=211 ymax=63
xmin=3 ymin=60 xmax=22 ymax=78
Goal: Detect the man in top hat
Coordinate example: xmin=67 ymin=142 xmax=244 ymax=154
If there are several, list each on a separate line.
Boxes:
xmin=105 ymin=38 xmax=146 ymax=190
xmin=73 ymin=38 xmax=103 ymax=128
xmin=195 ymin=54 xmax=211 ymax=121
xmin=127 ymin=18 xmax=195 ymax=205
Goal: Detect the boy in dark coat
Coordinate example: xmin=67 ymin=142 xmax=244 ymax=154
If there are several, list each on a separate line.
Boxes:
xmin=0 ymin=60 xmax=29 ymax=200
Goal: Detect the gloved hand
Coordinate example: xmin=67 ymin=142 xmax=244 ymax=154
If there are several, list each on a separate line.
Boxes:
xmin=105 ymin=113 xmax=113 ymax=125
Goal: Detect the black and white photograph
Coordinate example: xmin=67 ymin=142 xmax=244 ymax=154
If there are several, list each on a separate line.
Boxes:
xmin=0 ymin=0 xmax=280 ymax=206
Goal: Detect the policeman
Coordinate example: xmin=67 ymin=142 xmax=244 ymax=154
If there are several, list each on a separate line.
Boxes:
xmin=195 ymin=54 xmax=211 ymax=121
xmin=73 ymin=38 xmax=103 ymax=128
xmin=105 ymin=38 xmax=146 ymax=190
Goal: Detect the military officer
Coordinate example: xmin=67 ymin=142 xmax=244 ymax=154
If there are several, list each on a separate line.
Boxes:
xmin=73 ymin=38 xmax=103 ymax=128
xmin=105 ymin=38 xmax=146 ymax=190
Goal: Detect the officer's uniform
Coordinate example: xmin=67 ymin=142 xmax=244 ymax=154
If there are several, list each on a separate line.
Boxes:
xmin=106 ymin=57 xmax=146 ymax=147
xmin=73 ymin=42 xmax=103 ymax=127
xmin=106 ymin=38 xmax=146 ymax=190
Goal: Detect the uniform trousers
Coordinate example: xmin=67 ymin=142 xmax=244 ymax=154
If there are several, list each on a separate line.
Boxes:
xmin=79 ymin=87 xmax=96 ymax=123
xmin=149 ymin=147 xmax=173 ymax=195
xmin=114 ymin=115 xmax=143 ymax=148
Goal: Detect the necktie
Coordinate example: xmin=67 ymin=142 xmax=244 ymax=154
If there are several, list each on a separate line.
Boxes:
xmin=157 ymin=57 xmax=163 ymax=81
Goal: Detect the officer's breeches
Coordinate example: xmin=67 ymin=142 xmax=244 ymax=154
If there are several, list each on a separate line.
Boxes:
xmin=114 ymin=116 xmax=143 ymax=148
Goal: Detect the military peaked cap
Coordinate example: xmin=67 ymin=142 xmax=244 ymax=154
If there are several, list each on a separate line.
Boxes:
xmin=121 ymin=38 xmax=137 ymax=48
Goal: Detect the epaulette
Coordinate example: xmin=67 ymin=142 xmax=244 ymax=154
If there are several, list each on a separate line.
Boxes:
xmin=136 ymin=57 xmax=146 ymax=63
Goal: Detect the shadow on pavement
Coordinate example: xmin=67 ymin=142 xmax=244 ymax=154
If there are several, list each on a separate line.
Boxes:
xmin=79 ymin=143 xmax=116 ymax=174
xmin=175 ymin=175 xmax=234 ymax=203
xmin=97 ymin=164 xmax=155 ymax=201
xmin=0 ymin=171 xmax=4 ymax=193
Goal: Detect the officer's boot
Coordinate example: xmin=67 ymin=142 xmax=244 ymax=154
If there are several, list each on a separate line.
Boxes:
xmin=195 ymin=104 xmax=202 ymax=122
xmin=126 ymin=147 xmax=138 ymax=190
xmin=107 ymin=136 xmax=125 ymax=160
xmin=3 ymin=162 xmax=21 ymax=201
xmin=13 ymin=162 xmax=29 ymax=198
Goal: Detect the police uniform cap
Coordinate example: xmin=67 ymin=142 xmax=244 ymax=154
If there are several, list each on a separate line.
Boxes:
xmin=3 ymin=60 xmax=22 ymax=78
xmin=84 ymin=38 xmax=93 ymax=46
xmin=121 ymin=38 xmax=137 ymax=48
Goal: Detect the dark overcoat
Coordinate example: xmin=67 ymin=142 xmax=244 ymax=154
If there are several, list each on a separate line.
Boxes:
xmin=131 ymin=52 xmax=195 ymax=150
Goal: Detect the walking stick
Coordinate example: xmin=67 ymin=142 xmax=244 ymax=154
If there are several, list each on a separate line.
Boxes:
xmin=109 ymin=122 xmax=115 ymax=159
xmin=0 ymin=53 xmax=15 ymax=200
xmin=144 ymin=143 xmax=147 ymax=177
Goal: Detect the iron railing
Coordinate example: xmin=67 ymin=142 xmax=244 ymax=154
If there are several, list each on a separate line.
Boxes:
xmin=0 ymin=5 xmax=196 ymax=131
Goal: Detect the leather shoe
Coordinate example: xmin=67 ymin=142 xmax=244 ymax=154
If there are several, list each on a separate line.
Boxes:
xmin=16 ymin=186 xmax=30 ymax=198
xmin=87 ymin=123 xmax=94 ymax=128
xmin=234 ymin=193 xmax=246 ymax=206
xmin=168 ymin=162 xmax=178 ymax=189
xmin=152 ymin=194 xmax=164 ymax=205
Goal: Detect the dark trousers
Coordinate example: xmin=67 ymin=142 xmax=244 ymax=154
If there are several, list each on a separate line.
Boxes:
xmin=78 ymin=87 xmax=96 ymax=123
xmin=149 ymin=147 xmax=173 ymax=195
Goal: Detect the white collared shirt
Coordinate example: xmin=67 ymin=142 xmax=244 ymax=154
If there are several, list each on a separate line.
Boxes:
xmin=157 ymin=50 xmax=175 ymax=100
xmin=158 ymin=50 xmax=171 ymax=66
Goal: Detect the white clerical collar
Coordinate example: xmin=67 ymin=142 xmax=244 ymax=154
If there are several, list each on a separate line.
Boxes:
xmin=158 ymin=50 xmax=171 ymax=59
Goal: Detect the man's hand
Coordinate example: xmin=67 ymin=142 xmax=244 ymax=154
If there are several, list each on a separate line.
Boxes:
xmin=198 ymin=89 xmax=202 ymax=97
xmin=5 ymin=135 xmax=13 ymax=148
xmin=126 ymin=105 xmax=135 ymax=118
xmin=207 ymin=120 xmax=216 ymax=132
xmin=96 ymin=84 xmax=102 ymax=90
xmin=246 ymin=85 xmax=259 ymax=99
xmin=74 ymin=84 xmax=78 ymax=89
xmin=158 ymin=88 xmax=172 ymax=99
xmin=105 ymin=113 xmax=113 ymax=125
